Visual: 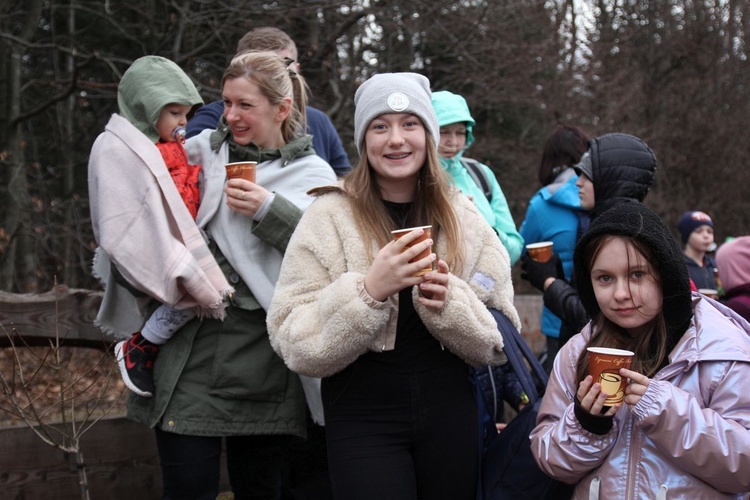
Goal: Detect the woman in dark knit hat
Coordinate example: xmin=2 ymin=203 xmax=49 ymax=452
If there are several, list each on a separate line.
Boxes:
xmin=530 ymin=202 xmax=750 ymax=498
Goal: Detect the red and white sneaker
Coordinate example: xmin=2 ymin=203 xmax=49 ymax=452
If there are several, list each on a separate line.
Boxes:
xmin=114 ymin=332 xmax=158 ymax=398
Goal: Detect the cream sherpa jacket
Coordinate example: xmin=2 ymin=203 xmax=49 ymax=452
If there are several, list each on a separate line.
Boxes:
xmin=267 ymin=188 xmax=521 ymax=378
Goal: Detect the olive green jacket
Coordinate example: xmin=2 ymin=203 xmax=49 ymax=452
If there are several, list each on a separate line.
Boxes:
xmin=127 ymin=133 xmax=337 ymax=438
xmin=127 ymin=196 xmax=308 ymax=437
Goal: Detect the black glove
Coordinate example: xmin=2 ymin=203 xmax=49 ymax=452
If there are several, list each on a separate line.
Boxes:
xmin=520 ymin=252 xmax=564 ymax=292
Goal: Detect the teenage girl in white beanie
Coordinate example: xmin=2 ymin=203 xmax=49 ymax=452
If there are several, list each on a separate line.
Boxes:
xmin=267 ymin=72 xmax=520 ymax=499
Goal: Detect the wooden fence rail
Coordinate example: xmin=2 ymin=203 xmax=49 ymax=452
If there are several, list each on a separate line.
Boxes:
xmin=0 ymin=287 xmax=112 ymax=348
xmin=0 ymin=288 xmax=545 ymax=498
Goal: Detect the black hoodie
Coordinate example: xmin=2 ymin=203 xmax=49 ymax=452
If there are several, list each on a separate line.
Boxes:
xmin=544 ymin=133 xmax=659 ymax=346
xmin=574 ymin=202 xmax=693 ymax=352
xmin=587 ymin=133 xmax=657 ymax=220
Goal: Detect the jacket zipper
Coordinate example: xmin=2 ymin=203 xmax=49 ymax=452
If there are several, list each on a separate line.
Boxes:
xmin=625 ymin=417 xmax=639 ymax=499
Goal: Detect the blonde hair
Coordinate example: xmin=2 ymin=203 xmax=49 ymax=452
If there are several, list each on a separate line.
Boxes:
xmin=575 ymin=235 xmax=668 ymax=384
xmin=222 ymin=51 xmax=308 ymax=143
xmin=342 ymin=133 xmax=464 ymax=273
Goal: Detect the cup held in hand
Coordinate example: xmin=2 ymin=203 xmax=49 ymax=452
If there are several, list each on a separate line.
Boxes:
xmin=391 ymin=225 xmax=433 ymax=277
xmin=587 ymin=347 xmax=634 ymax=405
xmin=226 ymin=161 xmax=257 ymax=183
xmin=526 ymin=241 xmax=554 ymax=262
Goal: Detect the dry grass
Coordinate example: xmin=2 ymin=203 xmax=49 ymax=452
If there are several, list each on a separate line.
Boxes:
xmin=0 ymin=344 xmax=127 ymax=428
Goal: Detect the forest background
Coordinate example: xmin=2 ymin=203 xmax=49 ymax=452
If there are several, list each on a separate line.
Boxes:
xmin=2 ymin=0 xmax=748 ymax=294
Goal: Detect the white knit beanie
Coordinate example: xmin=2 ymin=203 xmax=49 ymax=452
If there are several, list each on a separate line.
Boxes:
xmin=353 ymin=72 xmax=439 ymax=154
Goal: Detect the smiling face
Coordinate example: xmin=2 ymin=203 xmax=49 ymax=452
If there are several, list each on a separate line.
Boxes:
xmin=576 ymin=174 xmax=595 ymax=210
xmin=438 ymin=122 xmax=467 ymax=159
xmin=155 ymin=103 xmax=192 ymax=142
xmin=590 ymin=237 xmax=663 ymax=337
xmin=222 ymin=77 xmax=290 ymax=149
xmin=364 ymin=113 xmax=427 ymax=202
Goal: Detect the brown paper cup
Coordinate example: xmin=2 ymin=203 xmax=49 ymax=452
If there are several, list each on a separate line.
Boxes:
xmin=226 ymin=161 xmax=257 ymax=183
xmin=526 ymin=241 xmax=554 ymax=262
xmin=391 ymin=225 xmax=433 ymax=277
xmin=587 ymin=347 xmax=634 ymax=405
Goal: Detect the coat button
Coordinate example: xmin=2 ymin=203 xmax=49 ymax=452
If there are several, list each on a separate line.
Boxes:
xmin=168 ymin=420 xmax=175 ymax=427
xmin=229 ymin=272 xmax=240 ymax=284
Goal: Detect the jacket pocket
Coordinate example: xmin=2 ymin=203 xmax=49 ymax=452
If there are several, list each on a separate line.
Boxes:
xmin=207 ymin=308 xmax=288 ymax=401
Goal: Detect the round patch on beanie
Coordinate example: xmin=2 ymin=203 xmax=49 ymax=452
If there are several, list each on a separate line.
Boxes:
xmin=387 ymin=92 xmax=410 ymax=112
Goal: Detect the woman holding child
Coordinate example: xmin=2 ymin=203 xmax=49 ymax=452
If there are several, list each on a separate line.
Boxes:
xmin=125 ymin=52 xmax=336 ymax=499
xmin=267 ymin=73 xmax=520 ymax=499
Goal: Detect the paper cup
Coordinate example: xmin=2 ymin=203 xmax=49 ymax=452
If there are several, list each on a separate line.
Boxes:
xmin=226 ymin=161 xmax=257 ymax=183
xmin=698 ymin=288 xmax=718 ymax=299
xmin=526 ymin=241 xmax=554 ymax=263
xmin=391 ymin=225 xmax=433 ymax=277
xmin=587 ymin=347 xmax=634 ymax=405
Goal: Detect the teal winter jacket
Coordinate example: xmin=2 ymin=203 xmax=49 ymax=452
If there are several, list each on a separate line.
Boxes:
xmin=432 ymin=91 xmax=523 ymax=265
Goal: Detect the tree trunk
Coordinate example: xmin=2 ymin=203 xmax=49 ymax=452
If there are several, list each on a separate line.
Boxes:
xmin=2 ymin=0 xmax=44 ymax=292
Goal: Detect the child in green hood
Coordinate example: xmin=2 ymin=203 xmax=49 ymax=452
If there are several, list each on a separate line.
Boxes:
xmin=90 ymin=55 xmax=217 ymax=398
xmin=431 ymin=90 xmax=524 ymax=265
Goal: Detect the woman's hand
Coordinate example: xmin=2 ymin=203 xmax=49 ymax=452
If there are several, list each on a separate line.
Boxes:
xmin=577 ymin=375 xmax=620 ymax=417
xmin=363 ymin=227 xmax=436 ymax=302
xmin=621 ymin=368 xmax=650 ymax=409
xmin=418 ymin=260 xmax=450 ymax=310
xmin=225 ymin=178 xmax=270 ymax=218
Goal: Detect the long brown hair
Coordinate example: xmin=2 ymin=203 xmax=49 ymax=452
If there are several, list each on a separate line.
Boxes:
xmin=575 ymin=235 xmax=668 ymax=384
xmin=222 ymin=51 xmax=308 ymax=144
xmin=342 ymin=133 xmax=464 ymax=274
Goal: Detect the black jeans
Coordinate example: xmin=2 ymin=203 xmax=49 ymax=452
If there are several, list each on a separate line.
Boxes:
xmin=155 ymin=428 xmax=293 ymax=500
xmin=322 ymin=359 xmax=478 ymax=500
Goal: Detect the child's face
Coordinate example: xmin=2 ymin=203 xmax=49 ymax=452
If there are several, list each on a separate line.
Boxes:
xmin=438 ymin=123 xmax=467 ymax=159
xmin=155 ymin=104 xmax=192 ymax=142
xmin=576 ymin=174 xmax=595 ymax=210
xmin=590 ymin=237 xmax=662 ymax=337
xmin=686 ymin=225 xmax=714 ymax=254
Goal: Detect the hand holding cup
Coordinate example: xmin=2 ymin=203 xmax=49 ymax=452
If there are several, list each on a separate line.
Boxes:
xmin=587 ymin=347 xmax=634 ymax=406
xmin=224 ymin=161 xmax=267 ymax=217
xmin=363 ymin=226 xmax=435 ymax=302
xmin=520 ymin=250 xmax=564 ymax=292
xmin=620 ymin=368 xmax=650 ymax=409
xmin=418 ymin=259 xmax=450 ymax=310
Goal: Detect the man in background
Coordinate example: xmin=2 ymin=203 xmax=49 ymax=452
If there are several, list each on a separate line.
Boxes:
xmin=187 ymin=27 xmax=350 ymax=176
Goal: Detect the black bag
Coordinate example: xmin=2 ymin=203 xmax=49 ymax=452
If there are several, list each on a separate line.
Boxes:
xmin=479 ymin=308 xmax=574 ymax=500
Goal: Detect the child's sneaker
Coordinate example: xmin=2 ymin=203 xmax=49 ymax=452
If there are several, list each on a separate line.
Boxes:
xmin=114 ymin=332 xmax=158 ymax=397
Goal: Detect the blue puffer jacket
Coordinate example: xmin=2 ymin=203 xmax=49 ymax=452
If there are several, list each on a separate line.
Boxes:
xmin=519 ymin=168 xmax=583 ymax=338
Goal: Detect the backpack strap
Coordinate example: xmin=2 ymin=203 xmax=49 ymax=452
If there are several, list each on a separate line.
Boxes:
xmin=488 ymin=308 xmax=548 ymax=404
xmin=461 ymin=158 xmax=493 ymax=203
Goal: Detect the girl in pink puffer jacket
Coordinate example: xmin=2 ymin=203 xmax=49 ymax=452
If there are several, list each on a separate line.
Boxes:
xmin=531 ymin=202 xmax=750 ymax=499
